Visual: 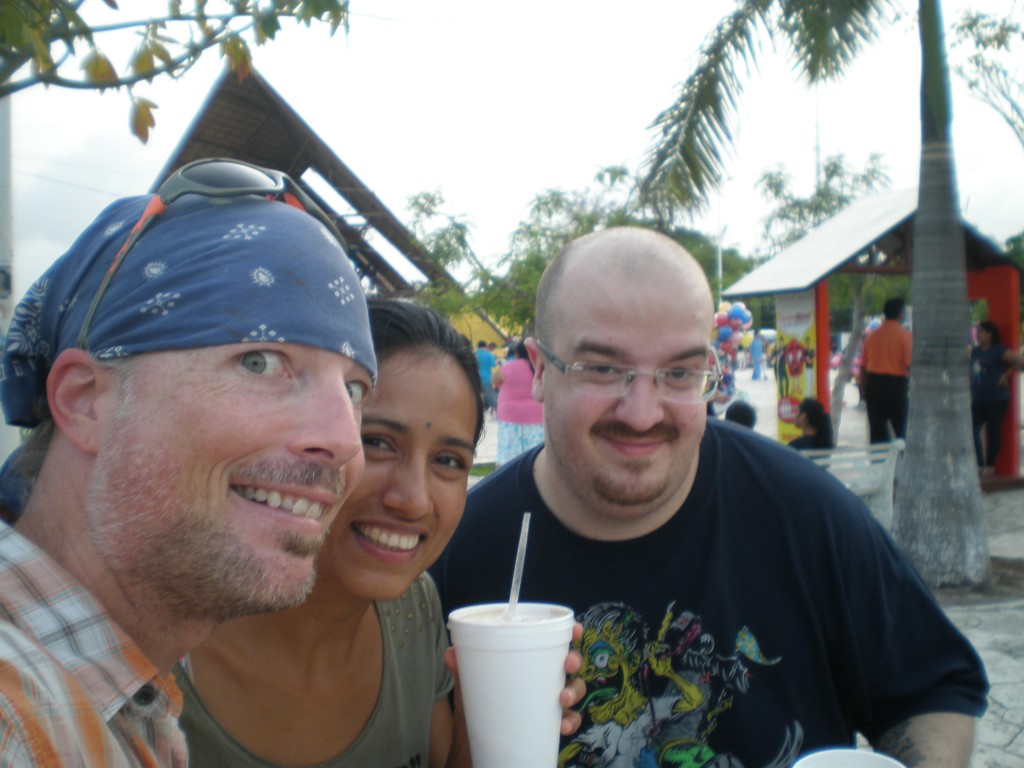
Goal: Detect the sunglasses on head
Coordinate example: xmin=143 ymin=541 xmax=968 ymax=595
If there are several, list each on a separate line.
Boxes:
xmin=75 ymin=158 xmax=340 ymax=350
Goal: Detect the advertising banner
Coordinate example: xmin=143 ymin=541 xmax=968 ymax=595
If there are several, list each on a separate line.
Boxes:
xmin=775 ymin=290 xmax=817 ymax=443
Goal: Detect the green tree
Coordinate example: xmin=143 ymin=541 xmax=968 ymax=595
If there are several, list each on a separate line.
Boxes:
xmin=408 ymin=169 xmax=751 ymax=336
xmin=754 ymin=153 xmax=898 ymax=436
xmin=491 ymin=167 xmax=642 ymax=332
xmin=0 ymin=1 xmax=348 ymax=142
xmin=404 ymin=189 xmax=540 ymax=330
xmin=409 ymin=168 xmax=646 ymax=333
xmin=1002 ymin=230 xmax=1024 ymax=329
xmin=756 ymin=154 xmax=890 ymax=255
xmin=1006 ymin=231 xmax=1024 ymax=267
xmin=952 ymin=9 xmax=1024 ymax=149
xmin=403 ymin=190 xmax=483 ymax=322
xmin=641 ymin=0 xmax=989 ymax=587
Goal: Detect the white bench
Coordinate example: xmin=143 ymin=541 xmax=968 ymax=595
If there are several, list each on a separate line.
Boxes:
xmin=799 ymin=440 xmax=905 ymax=529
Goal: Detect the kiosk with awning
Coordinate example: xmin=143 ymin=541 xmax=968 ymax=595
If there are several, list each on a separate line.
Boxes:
xmin=723 ymin=188 xmax=1020 ymax=474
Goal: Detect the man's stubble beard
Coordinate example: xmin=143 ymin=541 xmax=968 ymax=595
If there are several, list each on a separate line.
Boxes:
xmin=85 ymin=383 xmax=322 ymax=624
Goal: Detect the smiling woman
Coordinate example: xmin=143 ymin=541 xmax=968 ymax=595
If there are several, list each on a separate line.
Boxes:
xmin=175 ymin=298 xmax=485 ymax=768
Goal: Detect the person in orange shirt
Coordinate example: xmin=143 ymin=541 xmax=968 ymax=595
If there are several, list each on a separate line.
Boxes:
xmin=861 ymin=298 xmax=913 ymax=443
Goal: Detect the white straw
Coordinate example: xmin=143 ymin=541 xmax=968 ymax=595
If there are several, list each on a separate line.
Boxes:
xmin=505 ymin=512 xmax=532 ymax=620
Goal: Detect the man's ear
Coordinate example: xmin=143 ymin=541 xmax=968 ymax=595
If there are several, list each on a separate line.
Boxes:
xmin=46 ymin=349 xmax=118 ymax=455
xmin=524 ymin=338 xmax=546 ymax=403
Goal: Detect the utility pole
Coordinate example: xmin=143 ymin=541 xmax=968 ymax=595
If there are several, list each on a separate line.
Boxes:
xmin=714 ymin=178 xmax=732 ymax=307
xmin=0 ymin=97 xmax=22 ymax=462
xmin=715 ymin=228 xmax=725 ymax=307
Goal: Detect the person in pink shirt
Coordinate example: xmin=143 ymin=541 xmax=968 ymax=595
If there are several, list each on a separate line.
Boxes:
xmin=492 ymin=340 xmax=545 ymax=466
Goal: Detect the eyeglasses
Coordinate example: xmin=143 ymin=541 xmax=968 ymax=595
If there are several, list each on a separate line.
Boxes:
xmin=75 ymin=158 xmax=341 ymax=350
xmin=534 ymin=340 xmax=721 ymax=403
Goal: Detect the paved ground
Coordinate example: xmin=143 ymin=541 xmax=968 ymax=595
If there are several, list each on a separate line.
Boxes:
xmin=472 ymin=368 xmax=1024 ymax=766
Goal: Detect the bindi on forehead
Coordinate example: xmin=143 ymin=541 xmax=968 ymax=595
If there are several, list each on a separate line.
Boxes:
xmin=425 ymin=421 xmax=433 ymax=430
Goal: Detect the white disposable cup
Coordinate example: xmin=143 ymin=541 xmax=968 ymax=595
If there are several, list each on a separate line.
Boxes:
xmin=448 ymin=602 xmax=575 ymax=768
xmin=793 ymin=749 xmax=906 ymax=768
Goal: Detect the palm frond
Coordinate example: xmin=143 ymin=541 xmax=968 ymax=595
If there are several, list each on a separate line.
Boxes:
xmin=780 ymin=0 xmax=892 ymax=82
xmin=641 ymin=0 xmax=775 ymax=213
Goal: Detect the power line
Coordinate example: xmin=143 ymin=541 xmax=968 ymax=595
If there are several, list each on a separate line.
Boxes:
xmin=11 ymin=152 xmax=149 ymax=180
xmin=12 ymin=168 xmax=125 ymax=198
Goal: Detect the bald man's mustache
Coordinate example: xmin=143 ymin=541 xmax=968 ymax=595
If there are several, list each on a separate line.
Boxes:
xmin=591 ymin=422 xmax=680 ymax=442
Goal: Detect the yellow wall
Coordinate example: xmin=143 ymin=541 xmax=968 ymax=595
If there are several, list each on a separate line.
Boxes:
xmin=450 ymin=311 xmax=507 ymax=346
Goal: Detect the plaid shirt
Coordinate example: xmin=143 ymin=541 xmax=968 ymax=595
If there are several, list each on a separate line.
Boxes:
xmin=0 ymin=524 xmax=187 ymax=767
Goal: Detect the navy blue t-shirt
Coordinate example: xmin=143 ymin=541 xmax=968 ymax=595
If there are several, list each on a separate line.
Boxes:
xmin=971 ymin=343 xmax=1011 ymax=404
xmin=431 ymin=421 xmax=987 ymax=767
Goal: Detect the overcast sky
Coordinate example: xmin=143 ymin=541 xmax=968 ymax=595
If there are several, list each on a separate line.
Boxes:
xmin=7 ymin=0 xmax=1023 ymax=303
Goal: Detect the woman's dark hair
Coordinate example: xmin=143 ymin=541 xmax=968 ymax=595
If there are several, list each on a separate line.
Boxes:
xmin=978 ymin=320 xmax=1001 ymax=345
xmin=367 ymin=298 xmax=485 ymax=447
xmin=513 ymin=339 xmax=534 ymax=372
xmin=798 ymin=398 xmax=834 ymax=448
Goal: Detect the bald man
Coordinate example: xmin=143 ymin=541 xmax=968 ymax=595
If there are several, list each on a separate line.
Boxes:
xmin=432 ymin=227 xmax=987 ymax=768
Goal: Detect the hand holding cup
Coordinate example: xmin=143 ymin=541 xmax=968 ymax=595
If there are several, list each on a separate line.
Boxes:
xmin=447 ymin=603 xmax=578 ymax=768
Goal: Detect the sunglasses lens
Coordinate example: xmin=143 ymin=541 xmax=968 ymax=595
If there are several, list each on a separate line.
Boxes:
xmin=180 ymin=160 xmax=278 ymax=191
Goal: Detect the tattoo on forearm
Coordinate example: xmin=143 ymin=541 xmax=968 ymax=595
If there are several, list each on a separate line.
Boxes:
xmin=876 ymin=722 xmax=925 ymax=767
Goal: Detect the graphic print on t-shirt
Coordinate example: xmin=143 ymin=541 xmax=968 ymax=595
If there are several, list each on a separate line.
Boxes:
xmin=560 ymin=602 xmax=802 ymax=768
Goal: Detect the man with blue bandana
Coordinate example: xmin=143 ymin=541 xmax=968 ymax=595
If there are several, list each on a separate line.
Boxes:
xmin=0 ymin=160 xmax=377 ymax=767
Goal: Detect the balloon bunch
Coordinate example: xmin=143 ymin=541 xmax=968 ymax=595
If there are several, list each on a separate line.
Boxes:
xmin=713 ymin=301 xmax=753 ymax=356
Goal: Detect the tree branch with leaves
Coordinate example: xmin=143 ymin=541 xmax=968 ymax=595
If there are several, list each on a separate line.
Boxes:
xmin=952 ymin=9 xmax=1024 ymax=149
xmin=0 ymin=0 xmax=349 ymax=142
xmin=407 ymin=169 xmax=648 ymax=335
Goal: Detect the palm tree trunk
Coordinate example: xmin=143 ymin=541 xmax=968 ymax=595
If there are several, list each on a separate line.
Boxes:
xmin=830 ymin=278 xmax=868 ymax=439
xmin=891 ymin=0 xmax=990 ymax=586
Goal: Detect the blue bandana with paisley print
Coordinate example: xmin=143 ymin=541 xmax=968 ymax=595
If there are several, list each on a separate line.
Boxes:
xmin=2 ymin=193 xmax=377 ymax=428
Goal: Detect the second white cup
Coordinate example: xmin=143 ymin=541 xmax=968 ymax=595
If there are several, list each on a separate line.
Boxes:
xmin=793 ymin=748 xmax=906 ymax=768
